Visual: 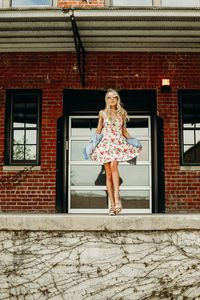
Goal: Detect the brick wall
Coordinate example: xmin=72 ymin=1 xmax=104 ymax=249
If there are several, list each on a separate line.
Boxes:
xmin=0 ymin=52 xmax=199 ymax=212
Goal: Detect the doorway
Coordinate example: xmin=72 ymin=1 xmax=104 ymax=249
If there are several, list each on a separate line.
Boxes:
xmin=56 ymin=89 xmax=165 ymax=214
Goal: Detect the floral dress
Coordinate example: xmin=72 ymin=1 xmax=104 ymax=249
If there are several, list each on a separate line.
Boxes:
xmin=91 ymin=111 xmax=141 ymax=164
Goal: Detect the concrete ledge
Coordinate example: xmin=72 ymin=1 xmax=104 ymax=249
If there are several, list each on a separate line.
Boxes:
xmin=180 ymin=166 xmax=200 ymax=171
xmin=3 ymin=166 xmax=41 ymax=171
xmin=0 ymin=214 xmax=200 ymax=231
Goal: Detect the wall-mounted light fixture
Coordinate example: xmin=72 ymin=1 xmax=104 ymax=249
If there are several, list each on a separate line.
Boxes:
xmin=161 ymin=78 xmax=171 ymax=93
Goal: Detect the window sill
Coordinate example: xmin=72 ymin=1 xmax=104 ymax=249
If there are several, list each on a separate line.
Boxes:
xmin=3 ymin=166 xmax=41 ymax=172
xmin=180 ymin=166 xmax=200 ymax=171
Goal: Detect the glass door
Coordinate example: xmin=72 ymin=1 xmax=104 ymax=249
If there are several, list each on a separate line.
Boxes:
xmin=68 ymin=115 xmax=152 ymax=214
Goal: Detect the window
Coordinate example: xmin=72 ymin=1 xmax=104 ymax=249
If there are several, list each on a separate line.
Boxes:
xmin=112 ymin=0 xmax=152 ymax=6
xmin=162 ymin=0 xmax=200 ymax=7
xmin=5 ymin=90 xmax=42 ymax=166
xmin=179 ymin=91 xmax=200 ymax=165
xmin=11 ymin=0 xmax=51 ymax=7
xmin=111 ymin=0 xmax=200 ymax=6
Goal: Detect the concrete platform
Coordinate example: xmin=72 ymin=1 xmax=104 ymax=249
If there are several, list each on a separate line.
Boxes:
xmin=0 ymin=213 xmax=200 ymax=231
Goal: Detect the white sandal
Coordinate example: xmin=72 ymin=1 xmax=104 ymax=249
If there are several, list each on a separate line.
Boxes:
xmin=109 ymin=206 xmax=116 ymax=216
xmin=115 ymin=199 xmax=122 ymax=214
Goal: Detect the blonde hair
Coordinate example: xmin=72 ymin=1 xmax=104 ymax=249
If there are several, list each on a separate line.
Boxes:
xmin=105 ymin=88 xmax=128 ymax=126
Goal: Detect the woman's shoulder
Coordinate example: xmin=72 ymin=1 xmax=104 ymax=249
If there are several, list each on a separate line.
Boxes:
xmin=99 ymin=109 xmax=106 ymax=117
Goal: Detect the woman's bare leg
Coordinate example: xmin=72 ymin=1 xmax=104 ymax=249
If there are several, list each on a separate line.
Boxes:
xmin=110 ymin=160 xmax=122 ymax=212
xmin=104 ymin=162 xmax=115 ymax=210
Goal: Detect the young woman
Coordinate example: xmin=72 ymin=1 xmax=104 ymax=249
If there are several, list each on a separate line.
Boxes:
xmin=91 ymin=88 xmax=141 ymax=216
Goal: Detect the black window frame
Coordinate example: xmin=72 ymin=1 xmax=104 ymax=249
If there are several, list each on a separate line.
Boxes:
xmin=179 ymin=90 xmax=200 ymax=166
xmin=5 ymin=89 xmax=42 ymax=166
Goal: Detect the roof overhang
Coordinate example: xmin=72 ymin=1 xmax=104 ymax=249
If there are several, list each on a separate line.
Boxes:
xmin=0 ymin=7 xmax=200 ymax=52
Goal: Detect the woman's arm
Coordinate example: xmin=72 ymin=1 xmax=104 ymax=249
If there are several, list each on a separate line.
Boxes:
xmin=96 ymin=110 xmax=104 ymax=134
xmin=122 ymin=123 xmax=132 ymax=138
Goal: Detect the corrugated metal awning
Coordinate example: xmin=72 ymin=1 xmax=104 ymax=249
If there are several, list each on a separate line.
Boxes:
xmin=0 ymin=7 xmax=200 ymax=52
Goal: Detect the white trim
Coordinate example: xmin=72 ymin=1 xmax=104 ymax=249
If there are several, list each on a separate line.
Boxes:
xmin=3 ymin=165 xmax=41 ymax=171
xmin=69 ymin=209 xmax=152 ymax=214
xmin=180 ymin=166 xmax=200 ymax=171
xmin=70 ymin=186 xmax=151 ymax=190
xmin=68 ymin=9 xmax=200 ymax=18
xmin=1 ymin=8 xmax=200 ymax=18
xmin=69 ymin=161 xmax=151 ymax=165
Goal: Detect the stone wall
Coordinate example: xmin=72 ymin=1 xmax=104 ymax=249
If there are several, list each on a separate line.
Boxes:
xmin=0 ymin=214 xmax=200 ymax=299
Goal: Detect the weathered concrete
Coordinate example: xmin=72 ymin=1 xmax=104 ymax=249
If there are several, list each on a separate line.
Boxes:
xmin=0 ymin=213 xmax=200 ymax=231
xmin=0 ymin=214 xmax=200 ymax=299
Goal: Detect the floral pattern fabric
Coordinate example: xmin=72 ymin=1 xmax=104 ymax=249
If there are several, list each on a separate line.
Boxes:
xmin=91 ymin=111 xmax=141 ymax=164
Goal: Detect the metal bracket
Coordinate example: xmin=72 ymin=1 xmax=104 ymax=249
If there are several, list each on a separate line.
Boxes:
xmin=70 ymin=12 xmax=86 ymax=87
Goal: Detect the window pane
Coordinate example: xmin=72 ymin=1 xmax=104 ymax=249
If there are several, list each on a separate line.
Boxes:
xmin=71 ymin=117 xmax=149 ymax=137
xmin=26 ymin=130 xmax=37 ymax=144
xmin=25 ymin=145 xmax=37 ymax=160
xmin=183 ymin=130 xmax=194 ymax=144
xmin=71 ymin=139 xmax=149 ymax=161
xmin=162 ymin=0 xmax=200 ymax=6
xmin=184 ymin=145 xmax=195 ymax=162
xmin=25 ymin=101 xmax=38 ymax=127
xmin=71 ymin=140 xmax=89 ymax=161
xmin=112 ymin=0 xmax=152 ymax=5
xmin=184 ymin=145 xmax=193 ymax=153
xmin=71 ymin=165 xmax=106 ymax=186
xmin=13 ymin=145 xmax=25 ymax=160
xmin=13 ymin=101 xmax=25 ymax=128
xmin=71 ymin=118 xmax=98 ymax=137
xmin=196 ymin=144 xmax=200 ymax=162
xmin=121 ymin=190 xmax=150 ymax=209
xmin=184 ymin=123 xmax=195 ymax=128
xmin=13 ymin=95 xmax=38 ymax=128
xmin=26 ymin=123 xmax=37 ymax=128
xmin=196 ymin=131 xmax=200 ymax=144
xmin=71 ymin=190 xmax=150 ymax=209
xmin=126 ymin=118 xmax=149 ymax=137
xmin=12 ymin=0 xmax=51 ymax=6
xmin=137 ymin=140 xmax=149 ymax=161
xmin=182 ymin=102 xmax=195 ymax=127
xmin=71 ymin=190 xmax=108 ymax=209
xmin=119 ymin=165 xmax=149 ymax=186
xmin=13 ymin=122 xmax=25 ymax=128
xmin=13 ymin=130 xmax=25 ymax=144
xmin=71 ymin=165 xmax=149 ymax=186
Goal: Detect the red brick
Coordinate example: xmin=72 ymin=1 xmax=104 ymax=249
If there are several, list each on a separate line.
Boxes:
xmin=0 ymin=52 xmax=200 ymax=212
